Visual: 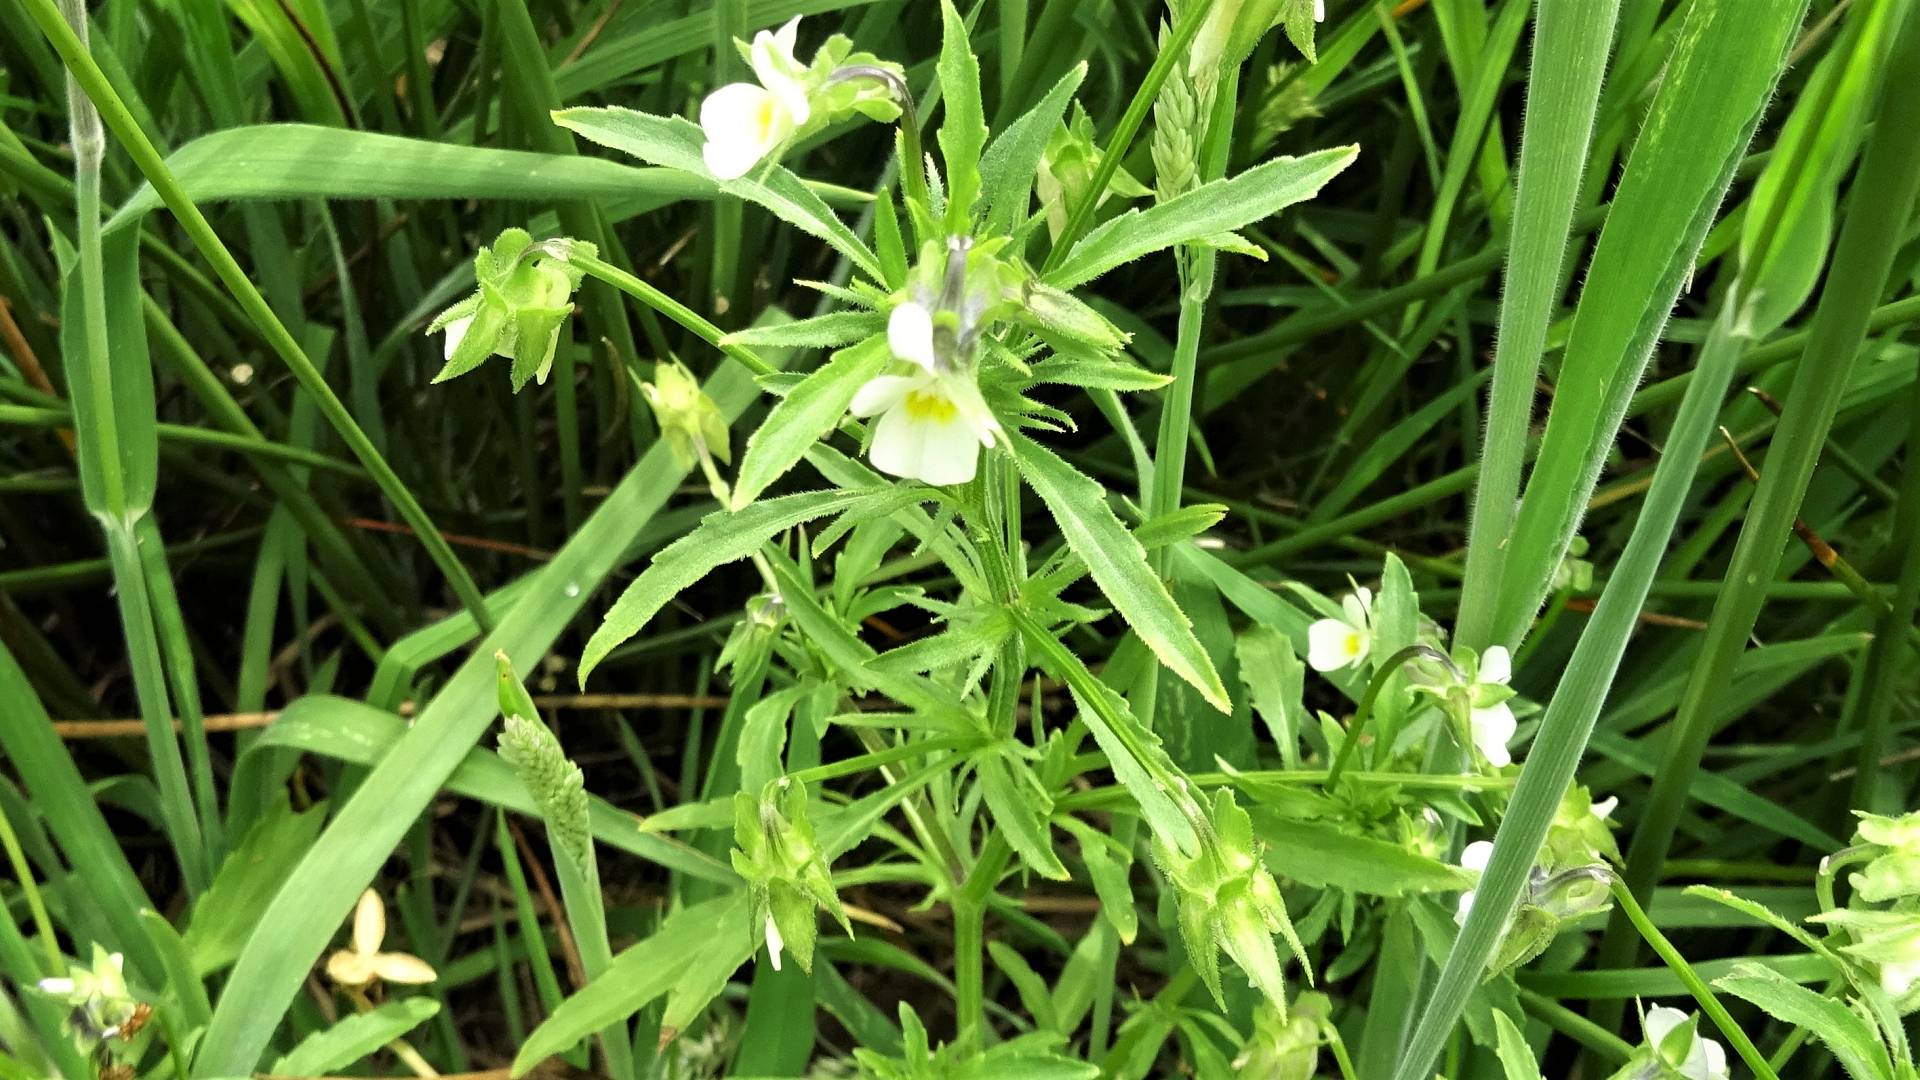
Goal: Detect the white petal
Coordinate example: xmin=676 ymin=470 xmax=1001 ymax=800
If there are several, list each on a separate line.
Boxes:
xmin=939 ymin=373 xmax=1003 ymax=448
xmin=37 ymin=978 xmax=74 ymax=995
xmin=751 ymin=18 xmax=811 ymax=127
xmin=868 ymin=390 xmax=982 ymax=485
xmin=1307 ymin=618 xmax=1358 ymax=672
xmin=1314 ymin=0 xmax=1325 ymax=21
xmin=1697 ymin=1038 xmax=1728 ymax=1080
xmin=1591 ymin=796 xmax=1619 ymax=821
xmin=888 ymin=302 xmax=939 ymax=372
xmin=1472 ymin=702 xmax=1516 ymax=768
xmin=1341 ymin=590 xmax=1369 ymax=627
xmin=371 ymin=952 xmax=439 ymax=985
xmin=1643 ymin=1006 xmax=1686 ymax=1049
xmin=850 ymin=374 xmax=916 ymax=418
xmin=443 ymin=315 xmax=472 ymax=362
xmin=1479 ymin=645 xmax=1511 ymax=686
xmin=700 ymin=83 xmax=785 ymax=180
xmin=1454 ymin=890 xmax=1475 ymax=926
xmin=1460 ymin=840 xmax=1494 ymax=873
xmin=765 ymin=913 xmax=784 ymax=972
xmin=1884 ymin=958 xmax=1920 ymax=996
xmin=352 ymin=888 xmax=386 ymax=956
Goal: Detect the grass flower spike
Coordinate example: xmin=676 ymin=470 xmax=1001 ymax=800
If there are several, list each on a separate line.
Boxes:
xmin=1307 ymin=587 xmax=1373 ymax=672
xmin=700 ymin=17 xmax=811 ymax=180
xmin=326 ymin=889 xmax=437 ymax=988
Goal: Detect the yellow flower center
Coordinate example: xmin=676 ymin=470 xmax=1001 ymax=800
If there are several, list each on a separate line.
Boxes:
xmin=903 ymin=389 xmax=958 ymax=424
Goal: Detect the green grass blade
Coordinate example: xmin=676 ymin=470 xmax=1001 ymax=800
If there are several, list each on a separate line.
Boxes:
xmin=1489 ymin=0 xmax=1811 ymax=649
xmin=1454 ymin=0 xmax=1621 ymax=652
xmin=1605 ymin=0 xmax=1920 ymax=972
xmin=193 ymin=351 xmax=774 ymax=1076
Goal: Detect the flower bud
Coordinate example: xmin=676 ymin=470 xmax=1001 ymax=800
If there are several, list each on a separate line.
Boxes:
xmin=428 ymin=229 xmax=589 ymax=391
xmin=642 ymin=361 xmax=731 ymax=472
xmin=1851 ymin=810 xmax=1920 ymax=903
xmin=1036 ymin=104 xmax=1153 ymax=242
xmin=1233 ymin=993 xmax=1330 ymax=1080
xmin=1154 ymin=788 xmax=1300 ymax=1009
xmin=731 ymin=781 xmax=851 ymax=974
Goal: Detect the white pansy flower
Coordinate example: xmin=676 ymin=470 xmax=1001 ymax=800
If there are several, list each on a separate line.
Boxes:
xmin=1454 ymin=839 xmax=1494 ymax=925
xmin=1306 ymin=587 xmax=1374 ymax=672
xmin=849 ymin=301 xmax=1002 ymax=486
xmin=700 ymin=17 xmax=812 ymax=180
xmin=1469 ymin=644 xmax=1518 ymax=767
xmin=1644 ymin=1006 xmax=1730 ymax=1080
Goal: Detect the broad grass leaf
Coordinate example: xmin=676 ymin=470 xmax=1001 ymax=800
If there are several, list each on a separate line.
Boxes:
xmin=108 ymin=124 xmax=714 ymax=228
xmin=1010 ymin=432 xmax=1228 ymax=711
xmin=1714 ymin=963 xmax=1893 ymax=1080
xmin=731 ymin=335 xmax=891 ymax=508
xmin=184 ymin=792 xmax=325 ymax=975
xmin=552 ymin=108 xmax=883 ymax=281
xmin=1045 ymin=146 xmax=1358 ymax=289
xmin=580 ymin=488 xmax=887 ymax=681
xmin=980 ymin=63 xmax=1086 ymax=236
xmin=272 ymin=999 xmax=441 ymax=1077
xmin=511 ymin=893 xmax=751 ymax=1076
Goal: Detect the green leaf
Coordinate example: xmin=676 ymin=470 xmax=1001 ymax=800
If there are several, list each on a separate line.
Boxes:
xmin=271 ymin=999 xmax=441 ymax=1077
xmin=551 ymin=108 xmax=883 ymax=282
xmin=580 ymin=487 xmax=885 ymax=680
xmin=1010 ymin=431 xmax=1228 ymax=711
xmin=1028 ymin=355 xmax=1171 ymax=392
xmin=1236 ymin=625 xmax=1305 ymax=769
xmin=1045 ymin=146 xmax=1358 ymax=289
xmin=936 ymin=0 xmax=988 ymax=229
xmin=1247 ymin=811 xmax=1469 ymax=897
xmin=980 ymin=64 xmax=1086 ymax=236
xmin=108 ymin=124 xmax=714 ymax=229
xmin=1490 ymin=0 xmax=1813 ymax=647
xmin=731 ymin=336 xmax=892 ymax=508
xmin=197 ymin=357 xmax=773 ymax=1076
xmin=988 ymin=941 xmax=1062 ymax=1032
xmin=1714 ymin=963 xmax=1892 ymax=1080
xmin=721 ymin=311 xmax=885 ymax=349
xmin=184 ymin=792 xmax=325 ymax=975
xmin=1492 ymin=1009 xmax=1545 ymax=1080
xmin=978 ymin=752 xmax=1070 ymax=880
xmin=511 ymin=893 xmax=752 ymax=1076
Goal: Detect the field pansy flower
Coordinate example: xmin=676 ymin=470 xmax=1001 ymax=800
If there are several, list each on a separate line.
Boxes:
xmin=1307 ymin=587 xmax=1374 ymax=672
xmin=700 ymin=17 xmax=812 ymax=180
xmin=1644 ymin=1006 xmax=1730 ymax=1080
xmin=850 ymin=301 xmax=1002 ymax=486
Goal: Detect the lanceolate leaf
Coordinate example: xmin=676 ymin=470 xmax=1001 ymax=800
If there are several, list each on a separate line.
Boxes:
xmin=731 ymin=335 xmax=891 ymax=508
xmin=980 ymin=63 xmax=1087 ymax=236
xmin=721 ymin=310 xmax=885 ymax=349
xmin=1714 ymin=964 xmax=1893 ymax=1080
xmin=580 ymin=487 xmax=889 ymax=679
xmin=936 ymin=0 xmax=988 ymax=228
xmin=1009 ymin=431 xmax=1229 ymax=711
xmin=272 ymin=999 xmax=441 ymax=1078
xmin=1045 ymin=146 xmax=1358 ymax=290
xmin=978 ymin=752 xmax=1071 ymax=880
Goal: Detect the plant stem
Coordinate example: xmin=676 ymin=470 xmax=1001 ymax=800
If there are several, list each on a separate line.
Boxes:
xmin=953 ymin=834 xmax=1011 ymax=1051
xmin=564 ymin=248 xmax=777 ymax=379
xmin=1608 ymin=877 xmax=1782 ymax=1080
xmin=0 ymin=799 xmax=60 ymax=973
